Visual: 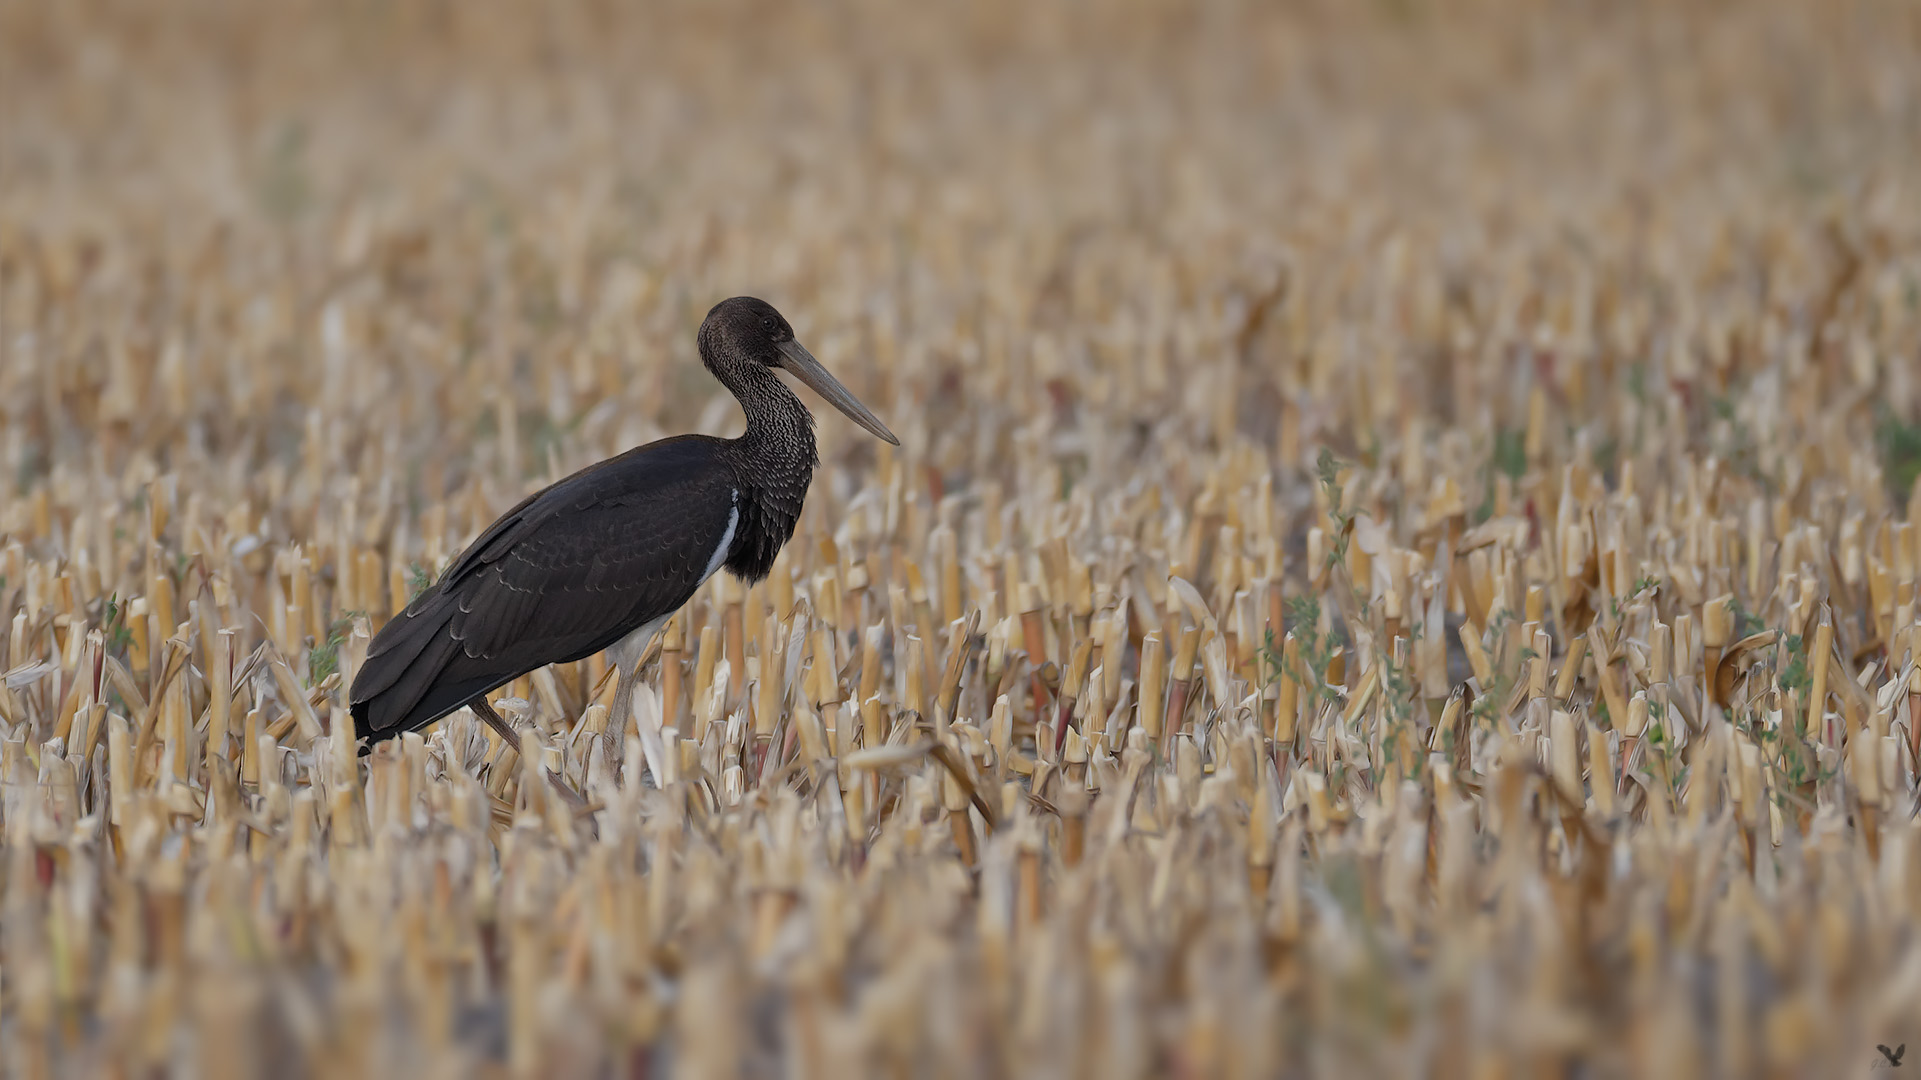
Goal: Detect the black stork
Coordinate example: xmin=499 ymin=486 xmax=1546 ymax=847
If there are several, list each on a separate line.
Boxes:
xmin=350 ymin=296 xmax=898 ymax=752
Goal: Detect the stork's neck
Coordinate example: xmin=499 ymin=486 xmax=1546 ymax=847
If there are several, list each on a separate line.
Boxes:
xmin=712 ymin=361 xmax=818 ymax=583
xmin=721 ymin=363 xmax=819 ymax=482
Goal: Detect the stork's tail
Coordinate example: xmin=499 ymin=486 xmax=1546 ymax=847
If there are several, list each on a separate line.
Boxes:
xmin=349 ymin=595 xmax=471 ymax=746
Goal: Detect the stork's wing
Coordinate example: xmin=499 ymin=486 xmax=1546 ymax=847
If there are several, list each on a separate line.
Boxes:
xmin=350 ymin=436 xmax=737 ymax=741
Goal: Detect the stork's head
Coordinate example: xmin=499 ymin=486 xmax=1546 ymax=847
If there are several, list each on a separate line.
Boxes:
xmin=698 ymin=297 xmax=899 ymax=445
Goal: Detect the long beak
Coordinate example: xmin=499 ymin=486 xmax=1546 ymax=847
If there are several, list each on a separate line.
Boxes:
xmin=775 ymin=339 xmax=900 ymax=445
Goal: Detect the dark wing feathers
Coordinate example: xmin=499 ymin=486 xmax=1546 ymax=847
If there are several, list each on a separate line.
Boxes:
xmin=351 ymin=437 xmax=737 ymax=742
xmin=372 ymin=624 xmax=470 ymax=736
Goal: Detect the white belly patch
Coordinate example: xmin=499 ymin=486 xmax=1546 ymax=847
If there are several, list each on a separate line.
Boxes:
xmin=703 ymin=499 xmax=740 ymax=584
xmin=608 ymin=613 xmax=669 ymax=674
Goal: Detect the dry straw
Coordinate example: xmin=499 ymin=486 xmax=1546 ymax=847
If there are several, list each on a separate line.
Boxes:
xmin=2 ymin=0 xmax=1921 ymax=1076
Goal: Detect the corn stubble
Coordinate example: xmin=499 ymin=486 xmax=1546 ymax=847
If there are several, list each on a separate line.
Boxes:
xmin=2 ymin=0 xmax=1920 ymax=1076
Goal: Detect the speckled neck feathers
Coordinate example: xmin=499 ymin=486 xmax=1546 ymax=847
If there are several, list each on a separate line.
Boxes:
xmin=709 ymin=350 xmax=818 ymax=584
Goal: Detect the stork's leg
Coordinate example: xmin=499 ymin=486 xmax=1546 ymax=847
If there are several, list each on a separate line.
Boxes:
xmin=468 ymin=693 xmax=588 ymax=812
xmin=605 ymin=659 xmax=636 ymax=770
xmin=468 ymin=695 xmax=521 ymax=755
xmin=604 ymin=620 xmax=666 ymax=776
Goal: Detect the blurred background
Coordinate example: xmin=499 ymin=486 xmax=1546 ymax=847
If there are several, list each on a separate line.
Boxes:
xmin=4 ymin=0 xmax=1917 ymax=519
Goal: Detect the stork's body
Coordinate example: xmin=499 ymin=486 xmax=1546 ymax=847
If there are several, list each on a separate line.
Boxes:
xmin=351 ymin=297 xmax=896 ymax=746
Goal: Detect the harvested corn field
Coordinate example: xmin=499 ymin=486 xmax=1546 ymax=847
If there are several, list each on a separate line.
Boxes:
xmin=4 ymin=0 xmax=1921 ymax=1076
